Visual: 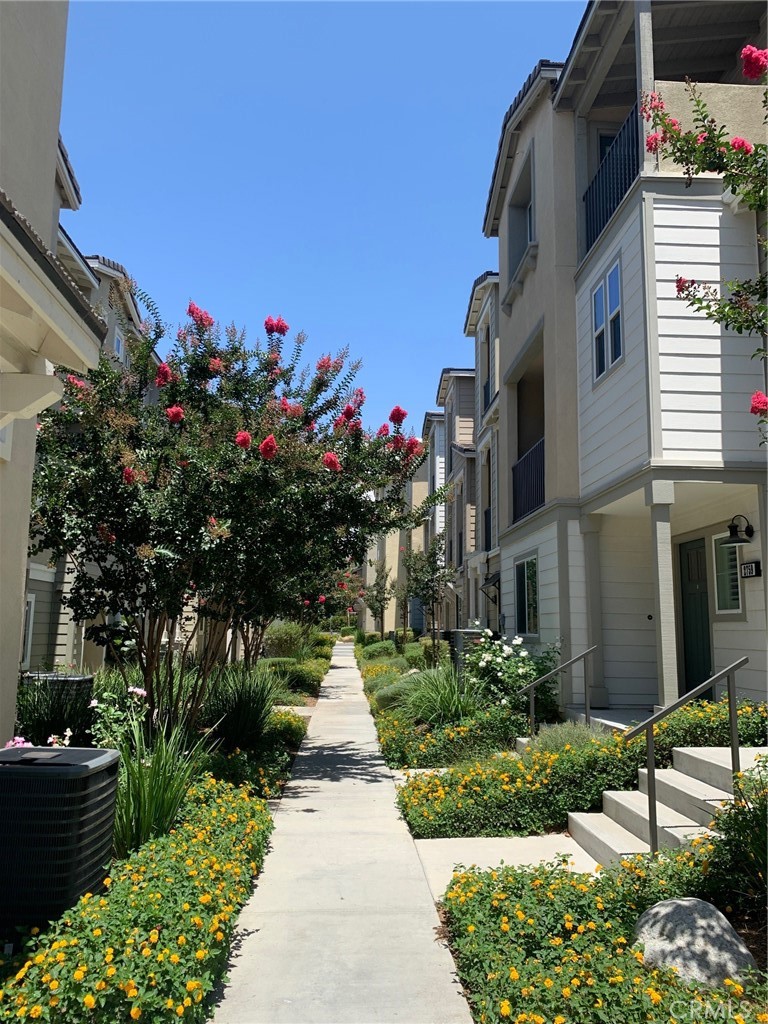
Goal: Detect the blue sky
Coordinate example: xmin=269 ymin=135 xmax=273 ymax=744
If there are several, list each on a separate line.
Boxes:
xmin=61 ymin=1 xmax=585 ymax=432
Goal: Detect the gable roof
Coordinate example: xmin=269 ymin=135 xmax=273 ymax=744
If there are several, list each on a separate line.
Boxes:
xmin=483 ymin=60 xmax=563 ymax=237
xmin=463 ymin=270 xmax=499 ymax=336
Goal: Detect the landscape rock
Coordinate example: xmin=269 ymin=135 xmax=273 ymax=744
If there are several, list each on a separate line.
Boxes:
xmin=633 ymin=897 xmax=756 ymax=988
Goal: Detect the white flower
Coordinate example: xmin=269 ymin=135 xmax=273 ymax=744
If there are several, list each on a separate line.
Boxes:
xmin=484 ymin=629 xmax=493 ymax=637
xmin=512 ymin=636 xmax=523 ymax=645
xmin=519 ymin=648 xmax=528 ymax=657
xmin=502 ymin=645 xmax=512 ymax=656
xmin=518 ymin=667 xmax=526 ymax=675
xmin=89 ymin=698 xmax=99 ymax=708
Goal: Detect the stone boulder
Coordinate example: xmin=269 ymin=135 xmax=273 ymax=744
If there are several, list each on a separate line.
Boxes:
xmin=633 ymin=897 xmax=756 ymax=988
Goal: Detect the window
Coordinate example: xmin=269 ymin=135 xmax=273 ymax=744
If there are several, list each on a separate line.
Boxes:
xmin=506 ymin=148 xmax=534 ymax=281
xmin=712 ymin=535 xmax=741 ymax=613
xmin=21 ymin=594 xmax=35 ymax=670
xmin=592 ymin=259 xmax=622 ymax=380
xmin=514 ymin=555 xmax=538 ymax=635
xmin=114 ymin=330 xmax=124 ymax=362
xmin=598 ymin=132 xmax=617 ymax=164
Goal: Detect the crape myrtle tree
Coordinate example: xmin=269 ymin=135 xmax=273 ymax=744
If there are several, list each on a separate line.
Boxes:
xmin=30 ymin=298 xmax=427 ymax=725
xmin=642 ymin=43 xmax=768 ymax=441
xmin=403 ymin=532 xmax=455 ymax=663
xmin=362 ymin=557 xmax=394 ymax=641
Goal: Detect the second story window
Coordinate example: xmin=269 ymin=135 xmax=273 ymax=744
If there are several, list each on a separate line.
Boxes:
xmin=114 ymin=330 xmax=124 ymax=363
xmin=593 ymin=260 xmax=622 ymax=381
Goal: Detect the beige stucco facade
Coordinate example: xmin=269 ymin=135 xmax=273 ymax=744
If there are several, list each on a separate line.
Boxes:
xmin=0 ymin=2 xmax=107 ymax=741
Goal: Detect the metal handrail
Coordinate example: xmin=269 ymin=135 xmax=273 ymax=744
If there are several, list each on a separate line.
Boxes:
xmin=623 ymin=656 xmax=748 ymax=854
xmin=517 ymin=645 xmax=598 ymax=739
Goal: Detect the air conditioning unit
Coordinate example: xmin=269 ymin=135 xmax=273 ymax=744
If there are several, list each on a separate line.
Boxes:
xmin=0 ymin=747 xmax=119 ymax=930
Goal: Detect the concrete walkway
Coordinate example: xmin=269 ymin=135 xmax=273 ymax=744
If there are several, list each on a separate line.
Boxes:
xmin=213 ymin=645 xmax=471 ymax=1024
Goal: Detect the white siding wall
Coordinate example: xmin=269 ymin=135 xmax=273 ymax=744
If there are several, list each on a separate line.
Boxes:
xmin=567 ymin=519 xmax=589 ymax=703
xmin=457 ymin=378 xmax=475 ymax=446
xmin=599 ymin=515 xmax=658 ymax=706
xmin=653 ymin=198 xmax=762 ymax=462
xmin=500 ymin=521 xmax=560 ymax=645
xmin=577 ymin=204 xmax=649 ymax=495
xmin=672 ymin=489 xmax=766 ymax=702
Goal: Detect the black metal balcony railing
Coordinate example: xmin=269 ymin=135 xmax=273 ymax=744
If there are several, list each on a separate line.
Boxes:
xmin=483 ymin=507 xmax=492 ymax=551
xmin=482 ymin=378 xmax=491 ymax=412
xmin=512 ymin=438 xmax=545 ymax=523
xmin=584 ymin=103 xmax=640 ymax=252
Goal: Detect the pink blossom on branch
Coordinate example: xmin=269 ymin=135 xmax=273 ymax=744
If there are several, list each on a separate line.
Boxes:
xmin=165 ymin=405 xmax=185 ymax=424
xmin=316 ymin=355 xmax=333 ymax=375
xmin=389 ymin=405 xmax=407 ymax=426
xmin=235 ymin=430 xmax=252 ymax=449
xmin=318 ymin=595 xmax=326 ymax=604
xmin=122 ymin=467 xmax=138 ymax=485
xmin=645 ymin=132 xmax=663 ymax=154
xmin=750 ymin=391 xmax=768 ymax=416
xmin=155 ymin=362 xmax=174 ymax=387
xmin=730 ymin=136 xmax=754 ymax=155
xmin=187 ymin=301 xmax=215 ymax=330
xmin=259 ymin=434 xmax=278 ymax=460
xmin=675 ymin=276 xmax=696 ymax=296
xmin=322 ymin=451 xmax=342 ymax=472
xmin=66 ymin=374 xmax=86 ymax=389
xmin=264 ymin=315 xmax=289 ymax=337
xmin=376 ymin=423 xmax=390 ymax=438
xmin=741 ymin=44 xmax=768 ymax=80
xmin=209 ymin=357 xmax=224 ymax=375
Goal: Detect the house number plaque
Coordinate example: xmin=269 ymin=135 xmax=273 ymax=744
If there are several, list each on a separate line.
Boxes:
xmin=740 ymin=561 xmax=762 ymax=578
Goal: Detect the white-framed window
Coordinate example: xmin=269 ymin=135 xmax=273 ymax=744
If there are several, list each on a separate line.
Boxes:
xmin=514 ymin=555 xmax=538 ymax=636
xmin=21 ymin=594 xmax=35 ymax=670
xmin=592 ymin=259 xmax=622 ymax=380
xmin=114 ymin=330 xmax=124 ymax=362
xmin=712 ymin=535 xmax=741 ymax=613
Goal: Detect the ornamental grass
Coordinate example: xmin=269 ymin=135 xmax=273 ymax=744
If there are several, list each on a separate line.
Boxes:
xmin=0 ymin=776 xmax=272 ymax=1023
xmin=379 ymin=706 xmax=528 ymax=770
xmin=443 ymin=847 xmax=768 ymax=1024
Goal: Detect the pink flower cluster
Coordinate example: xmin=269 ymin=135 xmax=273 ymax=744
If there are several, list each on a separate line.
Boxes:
xmin=640 ymin=91 xmax=666 ymax=122
xmin=675 ymin=276 xmax=695 ymax=296
xmin=259 ymin=434 xmax=278 ymax=460
xmin=741 ymin=45 xmax=768 ymax=80
xmin=155 ymin=362 xmax=174 ymax=387
xmin=322 ymin=451 xmax=342 ymax=472
xmin=235 ymin=430 xmax=252 ymax=449
xmin=376 ymin=423 xmax=390 ymax=438
xmin=188 ymin=301 xmax=215 ymax=330
xmin=264 ymin=315 xmax=289 ymax=336
xmin=4 ymin=737 xmax=32 ymax=748
xmin=750 ymin=391 xmax=768 ymax=416
xmin=730 ymin=136 xmax=754 ymax=155
xmin=166 ymin=405 xmax=185 ymax=424
xmin=209 ymin=357 xmax=224 ymax=375
xmin=280 ymin=396 xmax=304 ymax=418
xmin=66 ymin=374 xmax=86 ymax=389
xmin=122 ymin=466 xmax=138 ymax=485
xmin=389 ymin=405 xmax=407 ymax=426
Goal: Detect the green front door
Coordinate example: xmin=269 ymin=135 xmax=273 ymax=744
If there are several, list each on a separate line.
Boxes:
xmin=679 ymin=538 xmax=712 ymax=692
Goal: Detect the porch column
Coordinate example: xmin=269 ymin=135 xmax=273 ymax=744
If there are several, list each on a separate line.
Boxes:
xmin=634 ymin=0 xmax=656 ymax=174
xmin=646 ymin=481 xmax=678 ymax=706
xmin=580 ymin=514 xmax=608 ymax=708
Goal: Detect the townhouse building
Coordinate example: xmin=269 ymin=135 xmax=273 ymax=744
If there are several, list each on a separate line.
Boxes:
xmin=470 ymin=0 xmax=767 ymax=713
xmin=435 ymin=368 xmax=476 ymax=630
xmin=0 ymin=1 xmax=107 ymax=741
xmin=463 ymin=273 xmax=502 ymax=632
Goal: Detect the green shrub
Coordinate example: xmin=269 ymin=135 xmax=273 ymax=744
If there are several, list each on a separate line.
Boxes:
xmin=15 ymin=676 xmax=95 ymax=746
xmin=442 ymin=849 xmax=768 ymax=1024
xmin=313 ymin=644 xmax=334 ymax=662
xmin=282 ymin=663 xmax=323 ymax=696
xmin=3 ymin=776 xmax=273 ymax=1023
xmin=528 ymin=719 xmax=609 ymax=754
xmin=397 ymin=699 xmax=768 ymax=839
xmin=354 ymin=628 xmax=366 ymax=645
xmin=404 ymin=665 xmax=485 ymax=727
xmin=259 ymin=657 xmax=297 ymax=674
xmin=364 ymin=632 xmax=382 ymax=646
xmin=314 ymin=631 xmax=335 ymax=647
xmin=363 ymin=670 xmax=404 ymax=696
xmin=339 ymin=627 xmax=356 ymax=637
xmin=373 ymin=677 xmax=419 ymax=712
xmin=463 ymin=632 xmax=560 ymax=723
xmin=419 ymin=637 xmax=450 ymax=667
xmin=650 ymin=697 xmax=767 ymax=766
xmin=361 ymin=640 xmax=397 ymax=660
xmin=404 ymin=642 xmax=427 ymax=670
xmin=113 ymin=718 xmax=212 ymax=858
xmin=201 ymin=665 xmax=278 ymax=752
xmin=264 ymin=620 xmax=306 ymax=659
xmin=379 ymin=706 xmax=527 ymax=770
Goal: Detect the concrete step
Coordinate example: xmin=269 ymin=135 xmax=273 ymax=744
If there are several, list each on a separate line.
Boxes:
xmin=638 ymin=768 xmax=731 ymax=826
xmin=672 ymin=746 xmax=768 ymax=793
xmin=515 ymin=737 xmax=531 ymax=754
xmin=568 ymin=811 xmax=650 ymax=866
xmin=602 ymin=789 xmax=702 ymax=848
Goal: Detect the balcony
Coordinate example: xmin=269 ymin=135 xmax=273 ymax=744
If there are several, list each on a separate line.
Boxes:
xmin=483 ymin=378 xmax=491 ymax=412
xmin=583 ymin=103 xmax=640 ymax=253
xmin=483 ymin=507 xmax=492 ymax=552
xmin=512 ymin=438 xmax=544 ymax=523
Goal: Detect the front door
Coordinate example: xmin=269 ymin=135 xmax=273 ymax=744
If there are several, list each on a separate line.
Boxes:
xmin=679 ymin=538 xmax=712 ymax=691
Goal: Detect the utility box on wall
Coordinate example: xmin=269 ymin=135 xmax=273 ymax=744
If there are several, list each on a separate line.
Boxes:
xmin=0 ymin=747 xmax=119 ymax=931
